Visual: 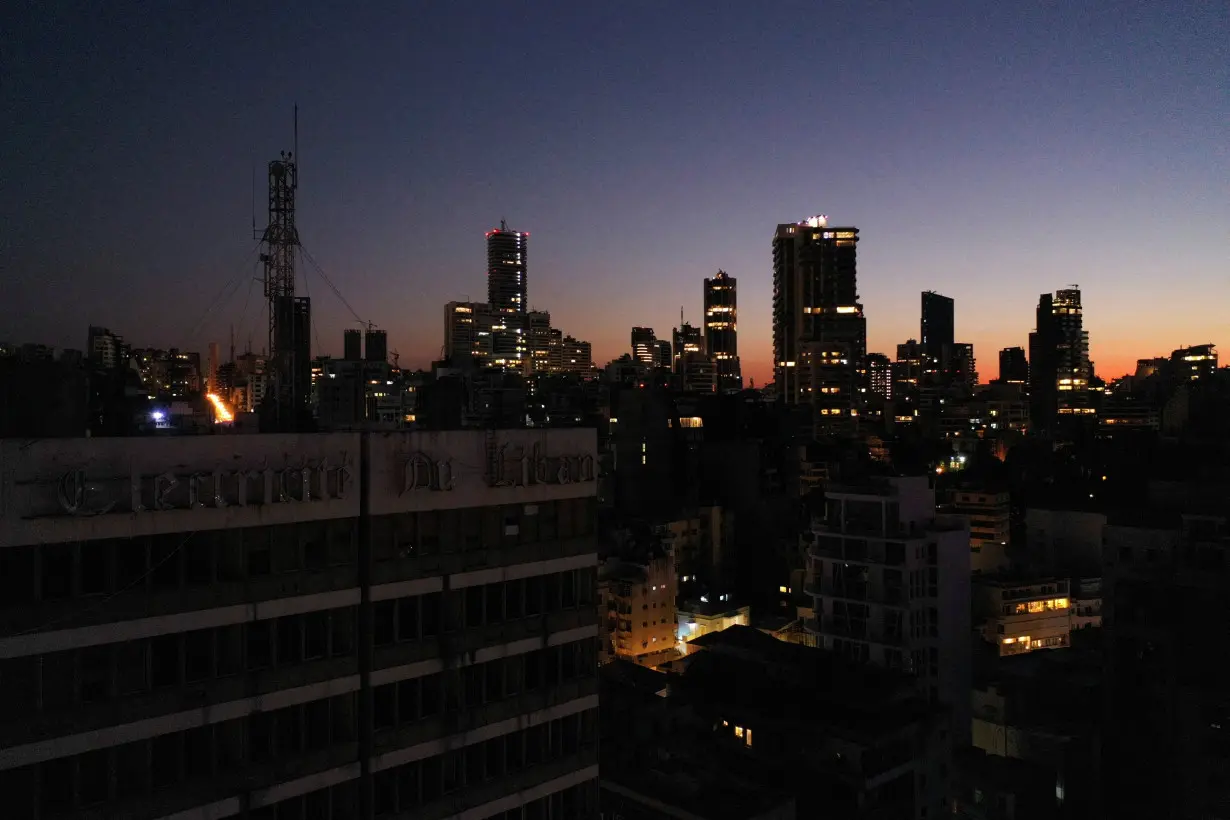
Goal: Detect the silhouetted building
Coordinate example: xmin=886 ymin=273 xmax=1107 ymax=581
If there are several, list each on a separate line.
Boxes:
xmin=631 ymin=327 xmax=656 ymax=367
xmin=998 ymin=346 xmax=1028 ymax=385
xmin=772 ymin=217 xmax=864 ymax=407
xmin=951 ymin=342 xmax=976 ymax=389
xmin=672 ymin=322 xmax=703 ymax=372
xmin=487 ymin=221 xmax=529 ymax=370
xmin=1030 ymin=288 xmax=1092 ymax=431
xmin=867 ymin=352 xmax=893 ymax=400
xmin=87 ymin=325 xmax=127 ymax=370
xmin=653 ymin=340 xmax=672 ymax=369
xmin=703 ymin=270 xmax=742 ymax=391
xmin=363 ymin=327 xmax=387 ymax=364
xmin=920 ymin=291 xmax=954 ymax=375
xmin=343 ymin=328 xmax=362 ymax=361
xmin=443 ymin=301 xmax=493 ymax=368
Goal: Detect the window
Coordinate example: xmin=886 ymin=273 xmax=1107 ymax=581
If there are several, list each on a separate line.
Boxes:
xmin=41 ymin=543 xmax=74 ymax=600
xmin=247 ymin=621 xmax=272 ymax=670
xmin=331 ymin=607 xmax=355 ymax=656
xmin=374 ymin=602 xmax=396 ymax=646
xmin=81 ymin=544 xmax=110 ymax=595
xmin=398 ymin=596 xmax=420 ymax=642
xmin=79 ymin=646 xmax=111 ymax=703
xmin=151 ymin=634 xmax=181 ymax=687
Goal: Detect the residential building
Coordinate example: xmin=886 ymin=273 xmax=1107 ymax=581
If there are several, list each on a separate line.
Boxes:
xmin=0 ymin=429 xmax=600 ymax=819
xmin=772 ymin=216 xmax=864 ymax=407
xmin=1170 ymin=343 xmax=1218 ymax=382
xmin=443 ymin=301 xmax=493 ymax=368
xmin=703 ymin=270 xmax=742 ymax=391
xmin=867 ymin=352 xmax=892 ymax=399
xmin=526 ymin=309 xmax=552 ymax=375
xmin=87 ymin=325 xmax=126 ymax=370
xmin=487 ymin=221 xmax=529 ymax=370
xmin=670 ymin=626 xmax=951 ymax=819
xmin=974 ymin=577 xmax=1072 ymax=655
xmin=600 ymin=548 xmax=678 ymax=667
xmin=948 ymin=489 xmax=1010 ymax=574
xmin=805 ymin=476 xmax=972 ymax=745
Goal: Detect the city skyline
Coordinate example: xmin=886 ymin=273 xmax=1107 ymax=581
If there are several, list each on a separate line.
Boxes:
xmin=4 ymin=3 xmax=1228 ymax=386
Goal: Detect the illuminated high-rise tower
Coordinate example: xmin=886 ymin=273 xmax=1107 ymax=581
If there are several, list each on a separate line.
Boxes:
xmin=704 ymin=270 xmax=742 ymax=391
xmin=486 ymin=220 xmax=528 ymax=370
xmin=772 ymin=216 xmax=864 ymax=417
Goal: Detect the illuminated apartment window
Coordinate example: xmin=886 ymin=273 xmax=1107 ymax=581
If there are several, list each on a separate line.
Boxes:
xmin=779 ymin=585 xmax=789 ymax=594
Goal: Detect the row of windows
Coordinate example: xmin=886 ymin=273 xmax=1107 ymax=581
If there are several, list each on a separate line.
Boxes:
xmin=0 ymin=499 xmax=596 ymax=608
xmin=372 ymin=710 xmax=598 ymax=817
xmin=374 ymin=569 xmax=595 ymax=646
xmin=0 ymin=609 xmax=357 ymax=720
xmin=0 ymin=699 xmax=597 ymax=820
xmin=243 ymin=779 xmax=596 ymax=820
xmin=4 ymin=566 xmax=598 ymax=720
xmin=0 ymin=694 xmax=356 ymax=817
xmin=373 ymin=640 xmax=596 ymax=730
xmin=371 ymin=498 xmax=595 ymax=561
xmin=0 ymin=521 xmax=356 ymax=606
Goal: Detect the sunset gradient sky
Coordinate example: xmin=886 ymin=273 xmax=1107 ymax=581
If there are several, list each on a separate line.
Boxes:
xmin=4 ymin=2 xmax=1227 ymax=385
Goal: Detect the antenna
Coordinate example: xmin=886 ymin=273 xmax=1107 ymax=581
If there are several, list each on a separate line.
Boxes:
xmin=229 ymin=324 xmax=235 ymax=363
xmin=293 ymin=104 xmax=299 ymax=190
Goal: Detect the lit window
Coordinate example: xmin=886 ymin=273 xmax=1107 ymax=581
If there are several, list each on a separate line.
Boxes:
xmin=779 ymin=585 xmax=788 ymax=594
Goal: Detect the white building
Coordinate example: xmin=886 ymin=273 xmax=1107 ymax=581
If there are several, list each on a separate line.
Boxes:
xmin=0 ymin=429 xmax=599 ymax=818
xmin=805 ymin=476 xmax=972 ymax=744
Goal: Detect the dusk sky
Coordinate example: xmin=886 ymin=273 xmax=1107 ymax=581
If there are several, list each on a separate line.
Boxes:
xmin=4 ymin=1 xmax=1227 ymax=385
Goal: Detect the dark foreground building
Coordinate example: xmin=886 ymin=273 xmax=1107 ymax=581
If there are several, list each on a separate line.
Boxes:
xmin=0 ymin=429 xmax=599 ymax=819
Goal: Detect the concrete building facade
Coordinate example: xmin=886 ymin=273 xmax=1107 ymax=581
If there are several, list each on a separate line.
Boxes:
xmin=0 ymin=429 xmax=600 ymax=819
xmin=805 ymin=476 xmax=971 ymax=745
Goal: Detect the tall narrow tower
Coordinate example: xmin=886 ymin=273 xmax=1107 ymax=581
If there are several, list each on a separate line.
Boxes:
xmin=703 ymin=270 xmax=741 ymax=391
xmin=772 ymin=216 xmax=864 ymax=412
xmin=486 ymin=221 xmax=528 ymax=371
xmin=258 ymin=121 xmax=311 ymax=431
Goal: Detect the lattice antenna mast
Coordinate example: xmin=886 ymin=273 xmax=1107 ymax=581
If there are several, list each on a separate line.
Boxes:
xmin=256 ymin=106 xmax=305 ymax=429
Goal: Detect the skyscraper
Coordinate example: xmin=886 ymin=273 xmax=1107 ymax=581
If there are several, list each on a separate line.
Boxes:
xmin=772 ymin=216 xmax=864 ymax=414
xmin=950 ymin=342 xmax=976 ymax=389
xmin=671 ymin=322 xmax=703 ymax=372
xmin=920 ymin=291 xmax=954 ymax=375
xmin=1029 ymin=287 xmax=1091 ymax=431
xmin=630 ymin=327 xmax=656 ymax=366
xmin=703 ymin=271 xmax=742 ymax=391
xmin=486 ymin=221 xmax=528 ymax=370
xmin=526 ymin=309 xmax=553 ymax=375
xmin=444 ymin=301 xmax=493 ymax=368
xmin=998 ymin=346 xmax=1028 ymax=384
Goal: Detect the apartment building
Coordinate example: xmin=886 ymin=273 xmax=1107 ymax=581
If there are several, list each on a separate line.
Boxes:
xmin=805 ymin=476 xmax=971 ymax=745
xmin=947 ymin=489 xmax=1010 ymax=574
xmin=599 ymin=548 xmax=677 ymax=667
xmin=974 ymin=577 xmax=1072 ymax=656
xmin=0 ymin=428 xmax=599 ymax=819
